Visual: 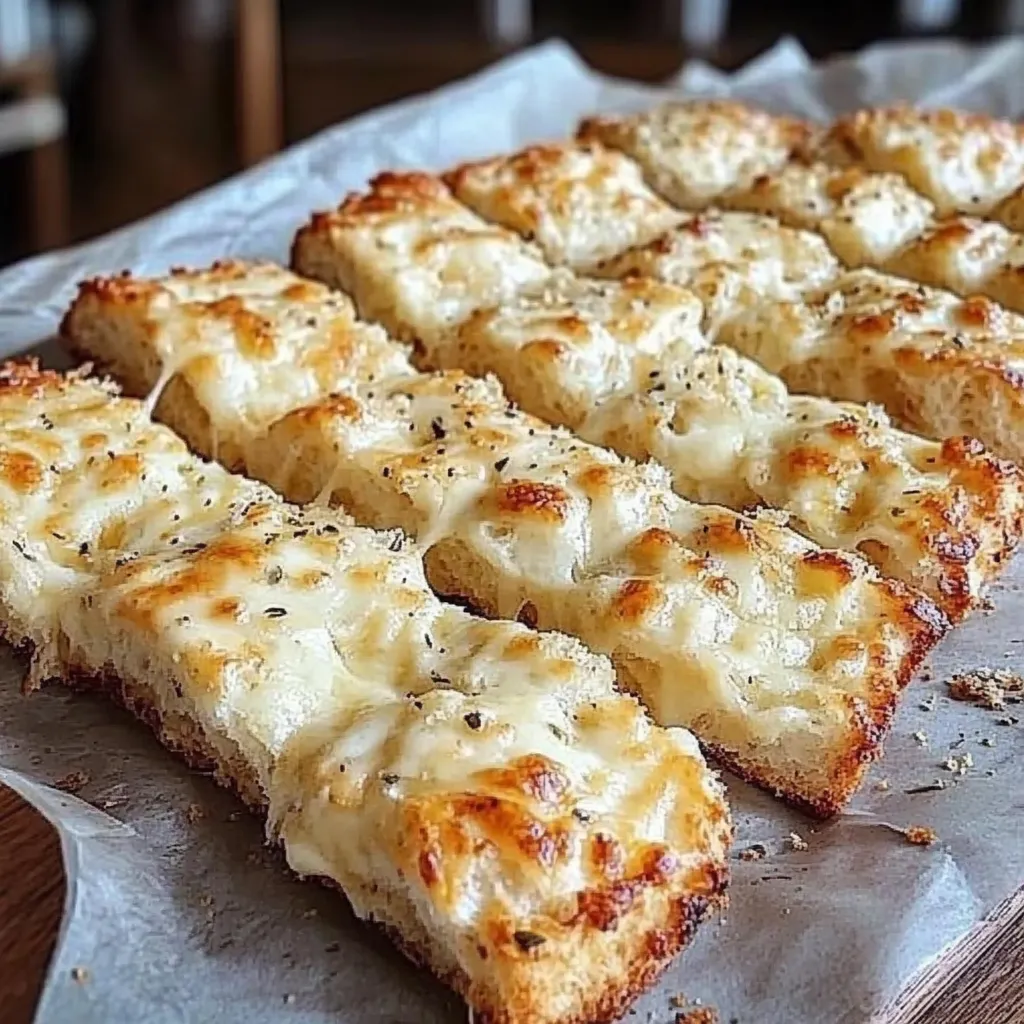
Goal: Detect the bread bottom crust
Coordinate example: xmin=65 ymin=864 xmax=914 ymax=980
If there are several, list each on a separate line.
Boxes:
xmin=18 ymin=651 xmax=726 ymax=1024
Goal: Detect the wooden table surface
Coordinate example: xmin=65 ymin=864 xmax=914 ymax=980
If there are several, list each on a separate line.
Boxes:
xmin=1 ymin=784 xmax=1023 ymax=1024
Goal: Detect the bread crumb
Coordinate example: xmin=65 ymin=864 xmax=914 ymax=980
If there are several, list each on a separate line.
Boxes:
xmin=738 ymin=843 xmax=767 ymax=861
xmin=675 ymin=1010 xmax=718 ymax=1024
xmin=185 ymin=802 xmax=204 ymax=824
xmin=874 ymin=778 xmax=890 ymax=791
xmin=70 ymin=966 xmax=89 ymax=984
xmin=980 ymin=736 xmax=995 ymax=747
xmin=905 ymin=825 xmax=938 ymax=846
xmin=913 ymin=730 xmax=929 ymax=746
xmin=942 ymin=752 xmax=973 ymax=775
xmin=54 ymin=770 xmax=90 ymax=793
xmin=947 ymin=669 xmax=1023 ymax=710
xmin=919 ymin=695 xmax=936 ymax=712
xmin=787 ymin=832 xmax=808 ymax=852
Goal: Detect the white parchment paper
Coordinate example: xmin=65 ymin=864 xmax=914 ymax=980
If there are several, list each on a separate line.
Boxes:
xmin=2 ymin=35 xmax=1024 ymax=1024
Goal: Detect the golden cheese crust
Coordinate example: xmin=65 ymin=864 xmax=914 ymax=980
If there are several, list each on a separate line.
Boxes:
xmin=444 ymin=142 xmax=683 ymax=270
xmin=725 ymin=268 xmax=1024 ymax=466
xmin=291 ymin=172 xmax=551 ymax=345
xmin=815 ymin=105 xmax=1024 ymax=217
xmin=724 ymin=162 xmax=936 ymax=269
xmin=993 ymin=184 xmax=1024 ymax=232
xmin=63 ymin=264 xmax=950 ymax=817
xmin=577 ymin=100 xmax=813 ymax=209
xmin=0 ymin=359 xmax=731 ymax=1024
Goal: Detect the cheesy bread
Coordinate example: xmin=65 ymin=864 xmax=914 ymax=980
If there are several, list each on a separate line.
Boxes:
xmin=724 ymin=268 xmax=1024 ymax=464
xmin=724 ymin=161 xmax=937 ymax=269
xmin=0 ymin=360 xmax=733 ymax=1024
xmin=577 ymin=100 xmax=813 ymax=209
xmin=437 ymin=271 xmax=1022 ymax=619
xmin=813 ymin=105 xmax=1024 ymax=218
xmin=443 ymin=142 xmax=683 ymax=270
xmin=291 ymin=171 xmax=551 ymax=346
xmin=593 ymin=210 xmax=842 ymax=339
xmin=64 ymin=262 xmax=948 ymax=816
xmin=720 ymin=162 xmax=1024 ymax=316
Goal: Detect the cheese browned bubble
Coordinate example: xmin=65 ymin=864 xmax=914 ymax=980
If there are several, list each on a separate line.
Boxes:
xmin=577 ymin=100 xmax=814 ymax=210
xmin=444 ymin=142 xmax=683 ymax=270
xmin=64 ymin=261 xmax=948 ymax=817
xmin=0 ymin=360 xmax=731 ymax=1024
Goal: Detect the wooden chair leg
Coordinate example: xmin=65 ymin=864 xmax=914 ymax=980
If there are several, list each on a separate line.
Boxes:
xmin=235 ymin=0 xmax=283 ymax=167
xmin=28 ymin=135 xmax=70 ymax=251
xmin=19 ymin=56 xmax=70 ymax=252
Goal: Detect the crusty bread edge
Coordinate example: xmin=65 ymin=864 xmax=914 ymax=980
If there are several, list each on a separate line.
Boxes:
xmin=3 ymin=641 xmax=728 ymax=1024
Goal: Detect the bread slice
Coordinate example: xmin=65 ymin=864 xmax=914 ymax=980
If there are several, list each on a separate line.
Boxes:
xmin=723 ymin=267 xmax=1024 ymax=465
xmin=291 ymin=172 xmax=551 ymax=348
xmin=813 ymin=105 xmax=1024 ymax=217
xmin=445 ymin=271 xmax=706 ymax=430
xmin=441 ymin=271 xmax=1023 ymax=620
xmin=0 ymin=359 xmax=733 ymax=1024
xmin=592 ymin=210 xmax=841 ymax=341
xmin=443 ymin=142 xmax=683 ymax=270
xmin=883 ymin=215 xmax=1024 ymax=315
xmin=63 ymin=263 xmax=949 ymax=815
xmin=576 ymin=100 xmax=813 ymax=210
xmin=718 ymin=162 xmax=1024 ymax=317
xmin=0 ymin=360 xmax=269 ymax=678
xmin=723 ymin=162 xmax=936 ymax=269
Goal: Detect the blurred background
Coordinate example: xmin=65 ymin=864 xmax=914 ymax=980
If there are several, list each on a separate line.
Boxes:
xmin=2 ymin=0 xmax=1024 ymax=269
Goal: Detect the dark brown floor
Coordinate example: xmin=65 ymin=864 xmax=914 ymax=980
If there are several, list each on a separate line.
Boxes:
xmin=0 ymin=0 xmax=1011 ymax=267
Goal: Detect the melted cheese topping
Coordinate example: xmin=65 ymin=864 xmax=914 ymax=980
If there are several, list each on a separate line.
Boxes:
xmin=579 ymin=343 xmax=1020 ymax=618
xmin=595 ymin=212 xmax=841 ymax=339
xmin=577 ymin=100 xmax=813 ymax=209
xmin=816 ymin=105 xmax=1024 ymax=217
xmin=444 ymin=142 xmax=683 ymax=269
xmin=293 ymin=172 xmax=551 ymax=343
xmin=444 ymin=272 xmax=706 ymax=429
xmin=885 ymin=216 xmax=1024 ymax=314
xmin=724 ymin=162 xmax=936 ymax=268
xmin=2 ymin=362 xmax=731 ymax=1013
